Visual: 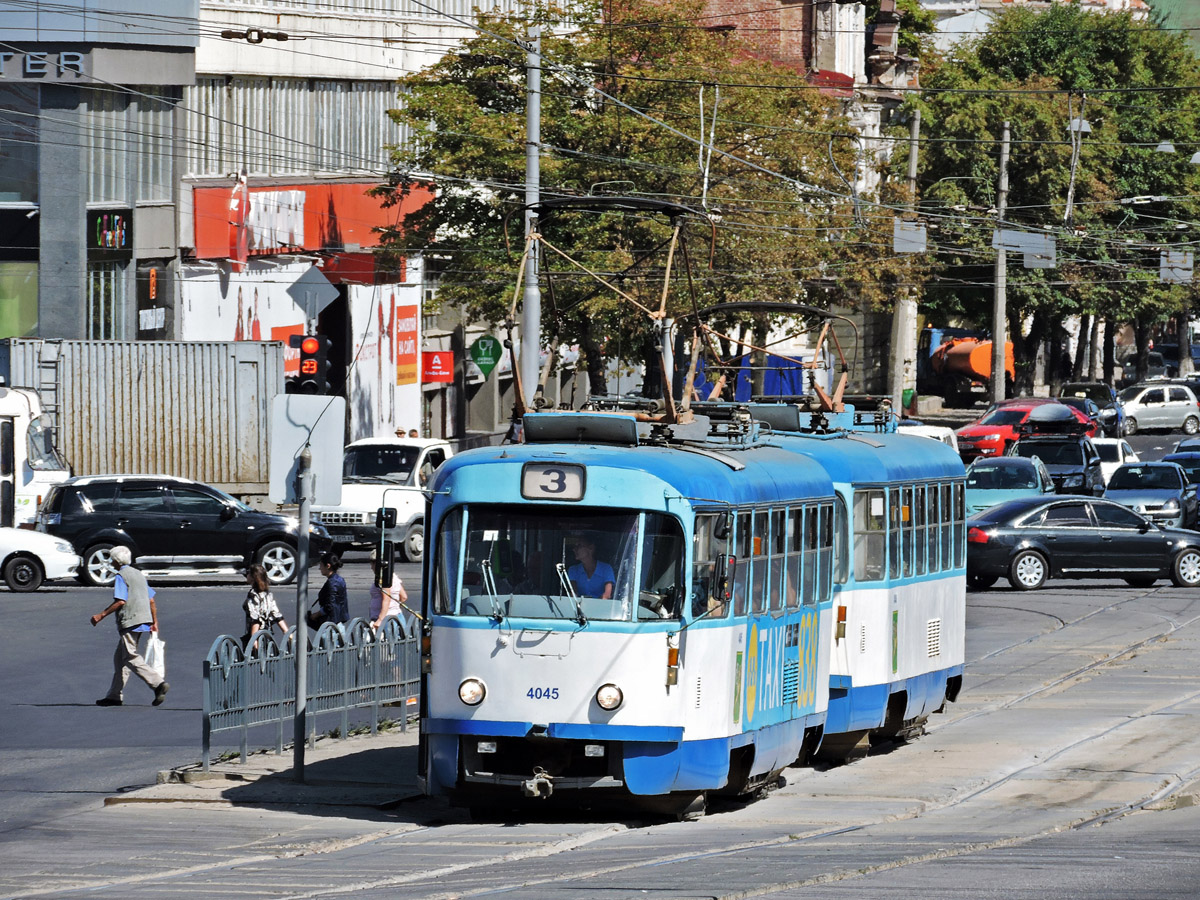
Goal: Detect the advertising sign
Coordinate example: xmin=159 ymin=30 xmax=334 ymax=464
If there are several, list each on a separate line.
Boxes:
xmin=136 ymin=263 xmax=170 ymax=339
xmin=179 ymin=260 xmax=314 ymax=342
xmin=395 ymin=304 xmax=419 ymax=386
xmin=469 ymin=334 xmax=503 ymax=380
xmin=423 ymin=351 xmax=454 ymax=383
xmin=87 ymin=208 xmax=133 ymax=259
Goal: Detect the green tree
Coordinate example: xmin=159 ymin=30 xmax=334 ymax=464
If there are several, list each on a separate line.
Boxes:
xmin=913 ymin=3 xmax=1200 ymax=391
xmin=375 ymin=0 xmax=911 ymax=401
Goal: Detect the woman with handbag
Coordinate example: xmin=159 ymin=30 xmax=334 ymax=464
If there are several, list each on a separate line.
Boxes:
xmin=243 ymin=564 xmax=288 ymax=649
xmin=307 ymin=552 xmax=349 ymax=629
xmin=369 ymin=550 xmax=410 ymax=634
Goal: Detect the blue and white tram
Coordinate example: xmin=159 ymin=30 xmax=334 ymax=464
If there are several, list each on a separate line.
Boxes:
xmin=418 ymin=412 xmax=838 ymax=813
xmin=758 ymin=409 xmax=967 ymax=757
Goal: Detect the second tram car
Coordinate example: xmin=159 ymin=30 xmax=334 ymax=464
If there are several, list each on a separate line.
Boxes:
xmin=418 ymin=407 xmax=966 ymax=815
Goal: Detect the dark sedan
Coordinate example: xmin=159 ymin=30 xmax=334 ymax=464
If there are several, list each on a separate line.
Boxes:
xmin=966 ymin=495 xmax=1200 ymax=591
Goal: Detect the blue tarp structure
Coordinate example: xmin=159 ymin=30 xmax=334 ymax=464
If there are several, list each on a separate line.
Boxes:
xmin=693 ymin=353 xmax=819 ymax=401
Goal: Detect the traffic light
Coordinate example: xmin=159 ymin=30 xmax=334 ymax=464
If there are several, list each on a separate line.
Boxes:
xmin=288 ymin=333 xmax=332 ymax=394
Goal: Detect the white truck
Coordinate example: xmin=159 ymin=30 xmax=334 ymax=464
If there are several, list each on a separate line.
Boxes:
xmin=0 ymin=386 xmax=71 ymax=527
xmin=312 ymin=437 xmax=453 ymax=563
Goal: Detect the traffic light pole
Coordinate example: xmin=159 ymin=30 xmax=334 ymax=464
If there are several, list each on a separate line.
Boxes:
xmin=293 ymin=445 xmax=312 ymax=782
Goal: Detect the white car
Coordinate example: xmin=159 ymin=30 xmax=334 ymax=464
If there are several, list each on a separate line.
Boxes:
xmin=897 ymin=421 xmax=959 ymax=453
xmin=1092 ymin=437 xmax=1140 ymax=486
xmin=0 ymin=527 xmax=79 ymax=591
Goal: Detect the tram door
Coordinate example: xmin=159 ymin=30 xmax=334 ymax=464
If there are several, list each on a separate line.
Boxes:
xmin=0 ymin=418 xmax=14 ymax=527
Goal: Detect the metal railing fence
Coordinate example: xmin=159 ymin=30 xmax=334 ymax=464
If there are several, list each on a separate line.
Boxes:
xmin=201 ymin=617 xmax=419 ymax=770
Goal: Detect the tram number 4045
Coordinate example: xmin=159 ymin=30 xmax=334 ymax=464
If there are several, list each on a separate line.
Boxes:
xmin=528 ymin=687 xmax=560 ymax=700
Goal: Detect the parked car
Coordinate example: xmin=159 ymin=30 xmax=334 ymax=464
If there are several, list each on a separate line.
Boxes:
xmin=1118 ymin=383 xmax=1200 ymax=434
xmin=1006 ymin=433 xmax=1105 ymax=496
xmin=964 ymin=457 xmax=1055 ymax=517
xmin=1120 ymin=351 xmax=1173 ymax=387
xmin=1092 ymin=437 xmax=1140 ymax=485
xmin=966 ymin=495 xmax=1200 ymax=591
xmin=1057 ymin=396 xmax=1102 ymax=434
xmin=956 ymin=399 xmax=1096 ymax=461
xmin=897 ymin=419 xmax=959 ymax=453
xmin=37 ymin=475 xmax=332 ymax=586
xmin=1058 ymin=382 xmax=1126 ymax=437
xmin=0 ymin=528 xmax=79 ymax=592
xmin=1104 ymin=462 xmax=1198 ymax=530
xmin=1163 ymin=452 xmax=1200 ymax=485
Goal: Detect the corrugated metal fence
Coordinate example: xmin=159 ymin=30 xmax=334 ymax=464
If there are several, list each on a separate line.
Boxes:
xmin=201 ymin=617 xmax=419 ymax=769
xmin=0 ymin=339 xmax=284 ymax=494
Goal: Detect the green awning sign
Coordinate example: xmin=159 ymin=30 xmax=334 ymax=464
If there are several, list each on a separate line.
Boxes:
xmin=469 ymin=335 xmax=503 ymax=379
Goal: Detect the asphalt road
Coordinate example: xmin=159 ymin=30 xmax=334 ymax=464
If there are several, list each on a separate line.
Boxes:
xmin=0 ymin=554 xmax=423 ymax=838
xmin=8 ymin=574 xmax=1200 ymax=898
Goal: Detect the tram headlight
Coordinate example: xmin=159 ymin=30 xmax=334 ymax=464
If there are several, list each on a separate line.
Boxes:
xmin=595 ymin=683 xmax=623 ymax=711
xmin=458 ymin=678 xmax=486 ymax=706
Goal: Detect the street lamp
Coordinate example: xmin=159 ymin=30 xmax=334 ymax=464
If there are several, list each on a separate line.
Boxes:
xmin=1156 ymin=140 xmax=1177 ymax=154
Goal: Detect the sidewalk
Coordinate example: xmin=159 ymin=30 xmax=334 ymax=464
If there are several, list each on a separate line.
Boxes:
xmin=107 ymin=727 xmax=424 ymax=810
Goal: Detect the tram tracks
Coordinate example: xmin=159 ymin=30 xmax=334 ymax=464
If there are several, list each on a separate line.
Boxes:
xmin=284 ymin=591 xmax=1200 ymax=899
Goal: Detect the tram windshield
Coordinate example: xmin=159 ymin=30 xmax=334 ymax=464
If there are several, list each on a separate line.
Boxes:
xmin=434 ymin=506 xmax=685 ymax=622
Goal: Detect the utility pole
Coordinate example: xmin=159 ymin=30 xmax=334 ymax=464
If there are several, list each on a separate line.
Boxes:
xmin=889 ymin=109 xmax=920 ymax=416
xmin=522 ymin=26 xmax=541 ymax=406
xmin=293 ymin=445 xmax=312 ymax=782
xmin=991 ymin=121 xmax=1011 ymax=404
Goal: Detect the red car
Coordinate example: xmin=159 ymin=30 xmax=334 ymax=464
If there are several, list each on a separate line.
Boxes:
xmin=956 ymin=399 xmax=1097 ymax=460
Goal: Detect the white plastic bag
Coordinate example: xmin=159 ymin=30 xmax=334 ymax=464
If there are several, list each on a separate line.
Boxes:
xmin=145 ymin=633 xmax=166 ymax=680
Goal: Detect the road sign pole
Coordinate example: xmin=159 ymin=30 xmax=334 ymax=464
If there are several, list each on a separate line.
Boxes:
xmin=293 ymin=445 xmax=312 ymax=783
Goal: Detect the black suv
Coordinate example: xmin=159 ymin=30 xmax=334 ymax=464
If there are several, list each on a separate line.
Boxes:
xmin=1006 ymin=435 xmax=1105 ymax=496
xmin=36 ymin=475 xmax=331 ymax=586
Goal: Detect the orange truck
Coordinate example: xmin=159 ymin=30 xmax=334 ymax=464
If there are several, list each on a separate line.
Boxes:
xmin=928 ymin=337 xmax=1015 ymax=407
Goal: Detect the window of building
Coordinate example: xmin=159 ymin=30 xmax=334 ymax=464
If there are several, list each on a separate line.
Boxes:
xmin=87 ymin=261 xmax=127 ymax=339
xmin=0 ymin=85 xmax=38 ymax=203
xmin=183 ymin=77 xmax=409 ymax=178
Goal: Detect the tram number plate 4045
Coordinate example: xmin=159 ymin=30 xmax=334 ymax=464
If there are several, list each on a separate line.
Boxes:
xmin=528 ymin=687 xmax=560 ymax=700
xmin=521 ymin=463 xmax=585 ymax=501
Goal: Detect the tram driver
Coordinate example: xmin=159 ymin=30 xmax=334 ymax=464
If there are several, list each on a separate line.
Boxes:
xmin=567 ymin=536 xmax=616 ymax=599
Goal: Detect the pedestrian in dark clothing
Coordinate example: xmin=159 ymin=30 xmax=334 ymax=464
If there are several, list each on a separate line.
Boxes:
xmin=90 ymin=546 xmax=169 ymax=706
xmin=307 ymin=552 xmax=349 ymax=628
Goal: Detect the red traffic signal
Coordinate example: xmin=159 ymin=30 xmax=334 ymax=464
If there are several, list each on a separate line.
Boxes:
xmin=288 ymin=333 xmax=333 ymax=394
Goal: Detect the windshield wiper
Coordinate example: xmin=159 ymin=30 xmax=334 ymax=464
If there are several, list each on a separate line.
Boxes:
xmin=481 ymin=559 xmax=504 ymax=621
xmin=555 ymin=562 xmax=587 ymax=626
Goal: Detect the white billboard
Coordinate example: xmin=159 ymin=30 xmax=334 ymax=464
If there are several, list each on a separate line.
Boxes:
xmin=347 ymin=271 xmax=423 ymax=441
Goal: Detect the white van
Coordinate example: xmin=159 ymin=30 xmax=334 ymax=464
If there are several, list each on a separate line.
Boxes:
xmin=0 ymin=387 xmax=70 ymax=526
xmin=311 ymin=438 xmax=452 ymax=563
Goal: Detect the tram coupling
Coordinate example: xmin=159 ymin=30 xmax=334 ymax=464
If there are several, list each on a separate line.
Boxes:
xmin=522 ymin=766 xmax=554 ymax=799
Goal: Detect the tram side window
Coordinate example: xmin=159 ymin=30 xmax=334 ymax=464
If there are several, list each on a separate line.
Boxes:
xmin=913 ymin=485 xmax=927 ymax=576
xmin=789 ymin=507 xmax=804 ymax=606
xmin=940 ymin=483 xmax=953 ymax=570
xmin=752 ymin=510 xmax=770 ymax=614
xmin=733 ymin=511 xmax=750 ymax=617
xmin=927 ymin=483 xmax=940 ymax=572
xmin=953 ymin=482 xmax=966 ymax=569
xmin=820 ymin=504 xmax=834 ymax=602
xmin=433 ymin=508 xmax=463 ymax=615
xmin=834 ymin=496 xmax=849 ymax=585
xmin=888 ymin=487 xmax=902 ymax=580
xmin=638 ymin=514 xmax=685 ymax=620
xmin=853 ymin=490 xmax=886 ymax=582
xmin=691 ymin=514 xmax=718 ymax=617
xmin=770 ymin=508 xmax=789 ymax=610
xmin=902 ymin=485 xmax=914 ymax=578
xmin=803 ymin=505 xmax=819 ymax=602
